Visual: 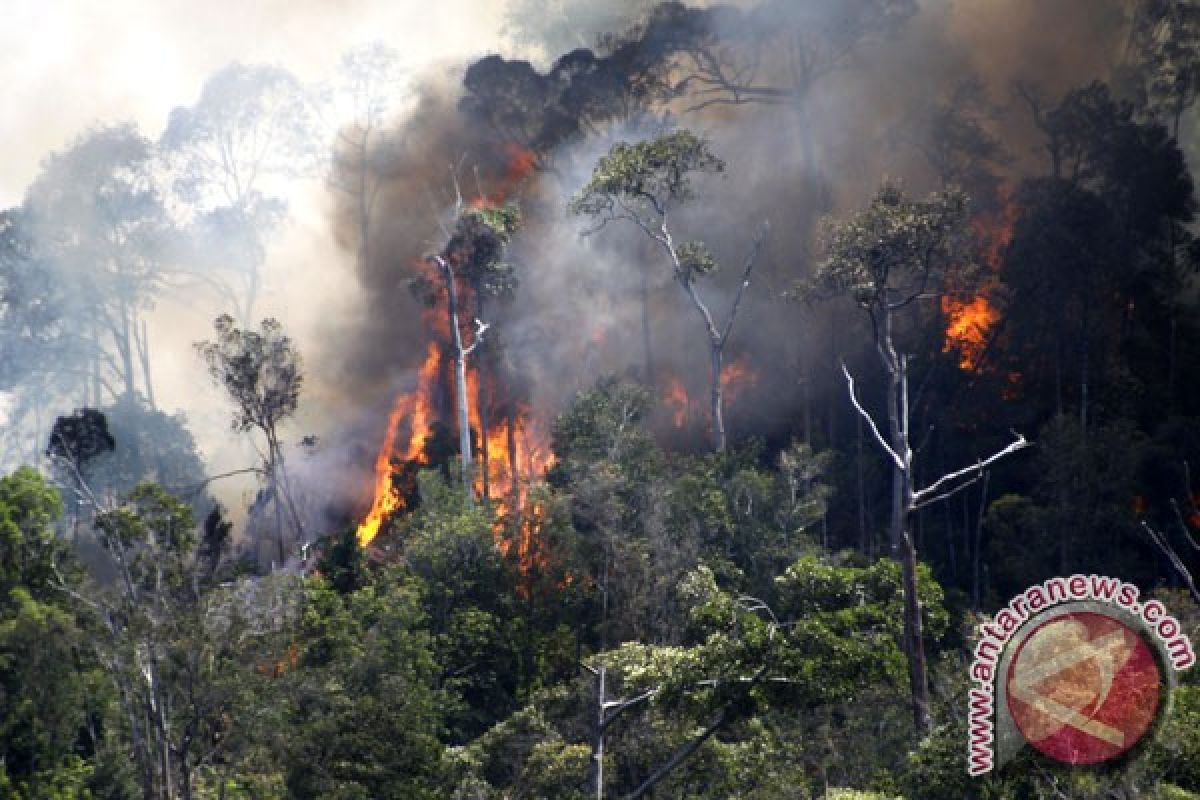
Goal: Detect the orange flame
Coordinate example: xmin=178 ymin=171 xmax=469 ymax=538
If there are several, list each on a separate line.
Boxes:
xmin=356 ymin=142 xmax=545 ymax=550
xmin=466 ymin=368 xmax=555 ymax=512
xmin=941 ymin=295 xmax=999 ymax=371
xmin=498 ymin=500 xmax=553 ymax=598
xmin=720 ymin=357 xmax=759 ymax=404
xmin=469 ymin=143 xmax=539 ymax=209
xmin=356 ymin=343 xmax=441 ymax=546
xmin=943 ymin=187 xmax=1016 ymax=373
xmin=665 ymin=377 xmax=688 ymax=427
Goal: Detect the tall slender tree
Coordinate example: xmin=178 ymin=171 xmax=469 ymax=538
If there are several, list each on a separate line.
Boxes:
xmin=571 ymin=129 xmax=766 ymax=452
xmin=162 ymin=63 xmax=318 ymax=324
xmin=412 ymin=189 xmax=520 ymax=502
xmin=799 ymin=182 xmax=1029 ymax=734
xmin=195 ymin=314 xmax=304 ymax=565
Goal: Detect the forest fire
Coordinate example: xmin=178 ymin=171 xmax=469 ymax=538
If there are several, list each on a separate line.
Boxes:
xmin=941 ymin=189 xmax=1017 ymax=372
xmin=355 ymin=343 xmax=554 ymax=547
xmin=661 ymin=358 xmax=759 ymax=428
xmin=467 ymin=369 xmax=555 ymax=511
xmin=498 ymin=500 xmax=553 ymax=598
xmin=941 ymin=294 xmax=999 ymax=371
xmin=665 ymin=377 xmax=688 ymax=427
xmin=356 ymin=141 xmax=546 ymax=547
xmin=469 ymin=143 xmax=539 ymax=208
xmin=720 ymin=357 xmax=759 ymax=403
xmin=356 ymin=343 xmax=441 ymax=546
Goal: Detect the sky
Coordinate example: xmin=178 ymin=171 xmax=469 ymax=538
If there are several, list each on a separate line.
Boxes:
xmin=0 ymin=0 xmax=511 ymax=206
xmin=0 ymin=0 xmax=520 ymax=508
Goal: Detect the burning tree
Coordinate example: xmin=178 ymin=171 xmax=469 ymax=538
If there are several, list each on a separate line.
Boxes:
xmin=799 ymin=182 xmax=1030 ymax=735
xmin=412 ymin=196 xmax=520 ymax=502
xmin=570 ymin=129 xmax=766 ymax=452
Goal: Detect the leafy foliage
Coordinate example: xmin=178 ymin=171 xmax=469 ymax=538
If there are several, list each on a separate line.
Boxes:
xmin=195 ymin=314 xmax=302 ymax=436
xmin=569 ymin=129 xmax=725 ymax=220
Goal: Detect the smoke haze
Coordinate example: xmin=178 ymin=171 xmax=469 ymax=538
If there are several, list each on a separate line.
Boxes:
xmin=1 ymin=0 xmax=1165 ymax=532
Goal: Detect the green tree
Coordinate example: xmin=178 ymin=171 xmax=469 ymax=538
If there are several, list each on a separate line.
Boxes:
xmin=162 ymin=63 xmax=318 ymax=324
xmin=196 ymin=314 xmax=304 ymax=565
xmin=318 ymin=42 xmax=408 ymax=279
xmin=72 ymin=482 xmax=283 ymax=800
xmin=24 ymin=124 xmax=174 ymax=409
xmin=400 ymin=470 xmax=530 ymax=742
xmin=1008 ymin=83 xmax=1197 ymax=420
xmin=570 ymin=129 xmax=767 ymax=451
xmin=284 ymin=575 xmax=448 ymax=799
xmin=0 ymin=468 xmax=108 ymax=799
xmin=1127 ymin=0 xmax=1200 ymax=136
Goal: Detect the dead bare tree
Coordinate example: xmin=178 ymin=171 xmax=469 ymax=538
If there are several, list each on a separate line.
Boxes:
xmin=801 ymin=183 xmax=1030 ymax=735
xmin=416 ymin=168 xmax=519 ymax=501
xmin=432 ymin=249 xmax=488 ymax=502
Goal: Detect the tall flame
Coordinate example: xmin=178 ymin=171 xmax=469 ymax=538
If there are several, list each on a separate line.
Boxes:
xmin=356 ymin=343 xmax=441 ymax=546
xmin=356 ymin=141 xmax=544 ymax=549
xmin=942 ymin=188 xmax=1017 ymax=372
xmin=941 ymin=295 xmax=1000 ymax=371
xmin=665 ymin=377 xmax=688 ymax=427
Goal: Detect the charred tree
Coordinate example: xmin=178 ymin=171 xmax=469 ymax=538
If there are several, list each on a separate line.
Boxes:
xmin=414 ymin=182 xmax=519 ymax=502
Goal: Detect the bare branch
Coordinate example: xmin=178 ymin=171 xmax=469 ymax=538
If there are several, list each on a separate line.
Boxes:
xmin=462 ymin=318 xmax=490 ymax=356
xmin=719 ymin=221 xmax=769 ymax=346
xmin=911 ymin=470 xmax=985 ymax=511
xmin=1140 ymin=521 xmax=1200 ymax=606
xmin=600 ymin=689 xmax=657 ymax=732
xmin=621 ymin=664 xmax=768 ymax=800
xmin=911 ymin=432 xmax=1030 ymax=509
xmin=163 ymin=467 xmax=264 ymax=497
xmin=841 ymin=361 xmax=904 ymax=471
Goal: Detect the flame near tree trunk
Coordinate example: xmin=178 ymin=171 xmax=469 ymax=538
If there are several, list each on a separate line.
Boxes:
xmin=356 ymin=141 xmax=548 ymax=549
xmin=355 ymin=341 xmax=555 ymax=548
xmin=356 ymin=343 xmax=441 ymax=546
xmin=941 ymin=187 xmax=1017 ymax=373
xmin=662 ymin=357 xmax=759 ymax=430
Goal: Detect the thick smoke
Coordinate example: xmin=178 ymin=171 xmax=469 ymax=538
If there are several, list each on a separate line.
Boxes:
xmin=0 ymin=0 xmax=1151 ymax=538
xmin=322 ymin=0 xmax=1138 ymax=520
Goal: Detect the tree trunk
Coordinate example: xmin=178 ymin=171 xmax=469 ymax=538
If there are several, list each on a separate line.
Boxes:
xmin=439 ymin=257 xmax=474 ymax=501
xmin=710 ymin=341 xmax=725 ymax=452
xmin=899 ymin=524 xmax=932 ymax=734
xmin=507 ymin=409 xmax=520 ymax=512
xmin=269 ymin=458 xmax=285 ymax=567
xmin=118 ymin=306 xmax=138 ymax=401
xmin=136 ymin=317 xmax=156 ymax=410
xmin=477 ymin=292 xmax=491 ymax=503
xmin=358 ymin=134 xmax=371 ymax=277
xmin=454 ymin=349 xmax=472 ymax=496
xmin=878 ymin=318 xmax=931 ymax=735
xmin=641 ymin=268 xmax=654 ymax=384
xmin=268 ymin=433 xmax=306 ymax=553
xmin=591 ymin=666 xmax=606 ymax=800
xmin=856 ymin=414 xmax=868 ymax=556
xmin=972 ymin=471 xmax=990 ymax=612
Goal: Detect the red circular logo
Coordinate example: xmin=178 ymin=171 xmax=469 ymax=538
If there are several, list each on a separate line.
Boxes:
xmin=1005 ymin=611 xmax=1162 ymax=764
